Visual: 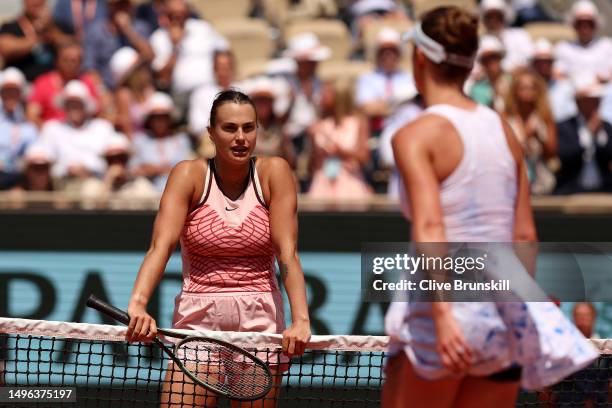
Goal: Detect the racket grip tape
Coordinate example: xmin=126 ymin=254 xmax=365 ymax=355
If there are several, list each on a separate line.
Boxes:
xmin=86 ymin=294 xmax=130 ymax=325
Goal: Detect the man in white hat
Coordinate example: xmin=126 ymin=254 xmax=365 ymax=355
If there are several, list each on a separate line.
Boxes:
xmin=38 ymin=80 xmax=117 ymax=182
xmin=11 ymin=143 xmax=55 ymax=191
xmin=80 ymin=132 xmax=158 ymax=205
xmin=27 ymin=41 xmax=104 ymax=128
xmin=530 ymin=38 xmax=577 ymax=122
xmin=355 ymin=27 xmax=415 ymax=135
xmin=0 ymin=67 xmax=38 ymax=190
xmin=554 ymin=0 xmax=612 ymax=82
xmin=555 ymin=74 xmax=612 ymax=194
xmin=131 ymin=92 xmax=193 ymax=191
xmin=481 ymin=0 xmax=535 ymax=71
xmin=468 ymin=35 xmax=510 ymax=110
xmin=283 ymin=32 xmax=330 ymax=179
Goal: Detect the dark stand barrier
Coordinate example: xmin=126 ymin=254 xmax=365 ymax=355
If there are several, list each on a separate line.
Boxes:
xmin=1 ymin=209 xmax=612 ymax=251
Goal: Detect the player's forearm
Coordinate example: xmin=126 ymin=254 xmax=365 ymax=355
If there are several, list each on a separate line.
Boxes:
xmin=129 ymin=244 xmax=173 ymax=307
xmin=278 ymin=254 xmax=310 ymax=324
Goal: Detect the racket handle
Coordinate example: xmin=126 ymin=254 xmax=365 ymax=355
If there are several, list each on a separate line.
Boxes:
xmin=86 ymin=294 xmax=130 ymax=325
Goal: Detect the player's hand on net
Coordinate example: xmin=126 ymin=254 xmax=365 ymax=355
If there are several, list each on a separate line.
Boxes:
xmin=282 ymin=321 xmax=311 ymax=356
xmin=126 ymin=303 xmax=158 ymax=343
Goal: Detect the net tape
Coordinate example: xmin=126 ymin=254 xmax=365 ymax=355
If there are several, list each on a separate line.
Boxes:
xmin=0 ymin=318 xmax=611 ymax=407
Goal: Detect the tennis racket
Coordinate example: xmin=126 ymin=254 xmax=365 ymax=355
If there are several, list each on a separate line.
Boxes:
xmin=86 ymin=294 xmax=273 ymax=401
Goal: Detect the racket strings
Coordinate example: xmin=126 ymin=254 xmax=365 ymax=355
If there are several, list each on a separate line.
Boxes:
xmin=177 ymin=339 xmax=271 ymax=399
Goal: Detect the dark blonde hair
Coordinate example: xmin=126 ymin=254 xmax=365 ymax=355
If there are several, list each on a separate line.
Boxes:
xmin=503 ymin=67 xmax=553 ymax=124
xmin=420 ymin=6 xmax=479 ymax=81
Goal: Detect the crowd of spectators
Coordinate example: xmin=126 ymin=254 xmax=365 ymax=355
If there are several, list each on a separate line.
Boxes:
xmin=1 ymin=0 xmax=612 ymax=202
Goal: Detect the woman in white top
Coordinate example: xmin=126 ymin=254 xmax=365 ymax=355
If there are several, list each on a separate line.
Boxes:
xmin=382 ymin=6 xmax=598 ymax=408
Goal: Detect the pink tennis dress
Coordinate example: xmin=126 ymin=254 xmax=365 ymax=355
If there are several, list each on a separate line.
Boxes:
xmin=172 ymin=158 xmax=285 ymax=336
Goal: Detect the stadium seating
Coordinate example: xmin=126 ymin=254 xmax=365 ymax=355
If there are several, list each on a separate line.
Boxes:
xmin=284 ymin=19 xmax=352 ymax=61
xmin=188 ymin=0 xmax=252 ymax=22
xmin=212 ymin=18 xmax=275 ymax=73
xmin=524 ymin=22 xmax=577 ymax=43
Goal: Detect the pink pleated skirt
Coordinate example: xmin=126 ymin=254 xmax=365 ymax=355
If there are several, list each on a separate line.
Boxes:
xmin=172 ymin=290 xmax=288 ymax=366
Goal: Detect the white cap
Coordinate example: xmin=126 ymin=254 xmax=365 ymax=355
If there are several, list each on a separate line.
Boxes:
xmin=376 ymin=27 xmax=401 ymax=50
xmin=478 ymin=35 xmax=505 ymax=58
xmin=240 ymin=75 xmax=291 ymax=116
xmin=481 ymin=0 xmax=515 ymax=24
xmin=59 ymin=80 xmax=97 ymax=114
xmin=572 ymin=73 xmax=604 ymax=98
xmin=110 ymin=47 xmax=141 ymax=86
xmin=265 ymin=58 xmax=297 ymax=76
xmin=24 ymin=144 xmax=55 ymax=164
xmin=143 ymin=92 xmax=174 ymax=117
xmin=533 ymin=38 xmax=554 ymax=60
xmin=103 ymin=133 xmax=131 ymax=156
xmin=283 ymin=33 xmax=331 ymax=62
xmin=0 ymin=67 xmax=26 ymax=89
xmin=351 ymin=0 xmax=396 ymax=17
xmin=569 ymin=0 xmax=598 ymax=23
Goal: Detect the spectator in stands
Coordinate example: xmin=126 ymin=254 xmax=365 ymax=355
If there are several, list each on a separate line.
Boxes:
xmin=110 ymin=47 xmax=155 ymax=137
xmin=355 ymin=28 xmax=414 ymax=136
xmin=552 ymin=302 xmax=609 ymax=407
xmin=53 ymin=0 xmax=108 ymax=39
xmin=131 ymin=92 xmax=193 ymax=191
xmin=555 ymin=0 xmax=612 ymax=82
xmin=468 ymin=35 xmax=510 ymax=110
xmin=38 ymin=80 xmax=116 ymax=183
xmin=81 ymin=133 xmax=158 ymax=205
xmin=555 ymin=76 xmax=612 ymax=194
xmin=134 ymin=0 xmax=165 ymax=33
xmin=601 ymin=82 xmax=612 ymax=124
xmin=188 ymin=50 xmax=236 ymax=139
xmin=150 ymin=0 xmax=228 ymax=101
xmin=0 ymin=68 xmax=38 ymax=190
xmin=11 ymin=144 xmax=55 ymax=191
xmin=84 ymin=0 xmax=154 ymax=89
xmin=530 ymin=38 xmax=577 ymax=122
xmin=27 ymin=41 xmax=103 ymax=127
xmin=480 ymin=0 xmax=534 ymax=71
xmin=573 ymin=302 xmax=599 ymax=338
xmin=0 ymin=0 xmax=72 ymax=82
xmin=283 ymin=32 xmax=330 ymax=181
xmin=502 ymin=67 xmax=558 ymax=195
xmin=379 ymin=91 xmax=422 ymax=198
xmin=307 ymin=82 xmax=372 ymax=199
xmin=242 ymin=75 xmax=293 ymax=161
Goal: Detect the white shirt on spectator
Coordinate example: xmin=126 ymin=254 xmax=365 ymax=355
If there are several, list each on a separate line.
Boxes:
xmin=555 ymin=37 xmax=612 ymax=81
xmin=378 ymin=100 xmax=423 ymax=198
xmin=355 ymin=69 xmax=414 ymax=107
xmin=150 ymin=18 xmax=229 ymax=94
xmin=549 ymin=79 xmax=577 ymax=122
xmin=39 ymin=118 xmax=116 ymax=178
xmin=498 ymin=28 xmax=535 ymax=71
xmin=600 ymin=83 xmax=612 ymax=124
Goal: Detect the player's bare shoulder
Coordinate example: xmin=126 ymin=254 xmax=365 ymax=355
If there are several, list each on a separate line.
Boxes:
xmin=255 ymin=156 xmax=293 ymax=182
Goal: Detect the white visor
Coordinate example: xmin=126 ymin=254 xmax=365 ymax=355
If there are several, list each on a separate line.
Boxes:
xmin=404 ymin=23 xmax=475 ymax=69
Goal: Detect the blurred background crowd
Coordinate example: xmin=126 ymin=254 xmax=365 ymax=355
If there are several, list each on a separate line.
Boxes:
xmin=1 ymin=0 xmax=612 ymax=203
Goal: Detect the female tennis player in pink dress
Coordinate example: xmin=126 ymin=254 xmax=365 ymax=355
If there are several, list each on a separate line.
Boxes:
xmin=125 ymin=90 xmax=311 ymax=407
xmin=382 ymin=6 xmax=598 ymax=408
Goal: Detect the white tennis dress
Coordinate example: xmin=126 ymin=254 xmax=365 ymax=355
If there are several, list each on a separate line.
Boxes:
xmin=385 ymin=104 xmax=598 ymax=390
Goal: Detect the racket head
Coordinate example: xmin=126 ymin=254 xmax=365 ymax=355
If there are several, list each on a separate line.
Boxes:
xmin=171 ymin=336 xmax=274 ymax=401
